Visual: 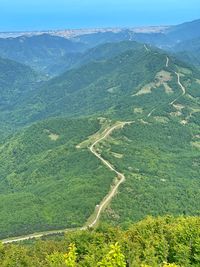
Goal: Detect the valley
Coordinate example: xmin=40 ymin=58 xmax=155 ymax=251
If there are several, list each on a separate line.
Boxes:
xmin=1 ymin=47 xmax=198 ymax=241
xmin=0 ymin=14 xmax=199 ymax=266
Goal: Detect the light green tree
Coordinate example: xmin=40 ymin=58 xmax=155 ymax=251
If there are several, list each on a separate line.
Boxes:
xmin=97 ymin=242 xmax=126 ymax=267
xmin=46 ymin=251 xmax=66 ymax=267
xmin=46 ymin=243 xmax=77 ymax=267
xmin=65 ymin=243 xmax=77 ymax=267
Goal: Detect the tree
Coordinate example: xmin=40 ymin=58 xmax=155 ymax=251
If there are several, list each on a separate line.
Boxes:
xmin=97 ymin=242 xmax=126 ymax=267
xmin=46 ymin=243 xmax=77 ymax=267
xmin=46 ymin=251 xmax=66 ymax=267
xmin=65 ymin=243 xmax=77 ymax=267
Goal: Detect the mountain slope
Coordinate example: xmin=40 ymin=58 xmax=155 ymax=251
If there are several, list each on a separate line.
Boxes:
xmin=10 ymin=44 xmax=200 ymax=125
xmin=166 ymin=19 xmax=200 ymax=42
xmin=0 ymin=56 xmax=37 ymax=102
xmin=0 ymin=57 xmax=38 ymax=139
xmin=171 ymin=37 xmax=200 ymax=67
xmin=0 ymin=43 xmax=200 ymax=239
xmin=0 ymin=34 xmax=87 ymax=75
xmin=48 ymin=41 xmax=143 ymax=74
xmin=71 ymin=19 xmax=200 ymax=50
xmin=7 ymin=45 xmax=184 ymax=124
xmin=0 ymin=117 xmax=115 ymax=238
xmin=102 ymin=117 xmax=200 ymax=225
xmin=73 ymin=29 xmax=135 ymax=47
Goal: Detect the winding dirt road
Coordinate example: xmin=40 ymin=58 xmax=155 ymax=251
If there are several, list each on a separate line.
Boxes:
xmin=87 ymin=122 xmax=132 ymax=228
xmin=166 ymin=56 xmax=169 ymax=68
xmin=2 ymin=122 xmax=132 ymax=244
xmin=170 ymin=72 xmax=186 ymax=105
xmin=147 ymin=57 xmax=186 ymax=117
xmin=144 ymin=44 xmax=150 ymax=52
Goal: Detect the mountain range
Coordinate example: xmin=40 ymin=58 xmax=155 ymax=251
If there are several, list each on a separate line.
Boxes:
xmin=0 ymin=18 xmax=199 ymax=241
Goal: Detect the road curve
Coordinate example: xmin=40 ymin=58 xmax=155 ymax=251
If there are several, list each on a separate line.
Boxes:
xmin=147 ymin=57 xmax=186 ymax=117
xmin=170 ymin=72 xmax=186 ymax=105
xmin=166 ymin=56 xmax=169 ymax=68
xmin=2 ymin=121 xmax=132 ymax=244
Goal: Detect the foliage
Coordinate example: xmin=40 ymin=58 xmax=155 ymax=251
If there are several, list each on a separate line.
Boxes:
xmin=65 ymin=243 xmax=77 ymax=267
xmin=102 ymin=118 xmax=200 ymax=225
xmin=0 ymin=56 xmax=37 ymax=106
xmin=0 ymin=117 xmax=115 ymax=238
xmin=0 ymin=39 xmax=200 ymax=243
xmin=2 ymin=45 xmax=179 ymax=126
xmin=97 ymin=242 xmax=126 ymax=267
xmin=0 ymin=216 xmax=199 ymax=266
xmin=46 ymin=244 xmax=77 ymax=267
xmin=0 ymin=34 xmax=87 ymax=76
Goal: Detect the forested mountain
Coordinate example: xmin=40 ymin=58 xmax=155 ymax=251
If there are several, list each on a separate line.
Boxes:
xmin=165 ymin=19 xmax=200 ymax=42
xmin=0 ymin=56 xmax=38 ymax=139
xmin=5 ymin=44 xmax=196 ymax=125
xmin=0 ymin=16 xmax=200 ymax=267
xmin=0 ymin=18 xmax=200 ymax=77
xmin=0 ymin=56 xmax=37 ymax=102
xmin=72 ymin=19 xmax=200 ymax=48
xmin=135 ymin=19 xmax=200 ymax=47
xmin=0 ymin=34 xmax=87 ymax=75
xmin=0 ymin=117 xmax=115 ymax=238
xmin=170 ymin=37 xmax=200 ymax=67
xmin=0 ymin=40 xmax=199 ymax=239
xmin=48 ymin=41 xmax=143 ymax=75
xmin=73 ymin=29 xmax=135 ymax=47
xmin=0 ymin=34 xmax=145 ymax=76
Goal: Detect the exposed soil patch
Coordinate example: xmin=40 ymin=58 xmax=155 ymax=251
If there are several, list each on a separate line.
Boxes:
xmin=134 ymin=70 xmax=172 ymax=96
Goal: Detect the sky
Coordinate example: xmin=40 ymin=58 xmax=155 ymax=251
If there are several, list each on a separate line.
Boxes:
xmin=0 ymin=0 xmax=199 ymax=31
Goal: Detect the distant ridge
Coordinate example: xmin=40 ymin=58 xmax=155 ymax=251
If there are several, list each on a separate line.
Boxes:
xmin=0 ymin=26 xmax=169 ymax=39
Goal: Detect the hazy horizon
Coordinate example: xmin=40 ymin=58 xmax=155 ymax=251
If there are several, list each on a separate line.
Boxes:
xmin=0 ymin=0 xmax=200 ymax=32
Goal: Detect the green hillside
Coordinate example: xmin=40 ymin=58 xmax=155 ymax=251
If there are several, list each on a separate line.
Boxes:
xmin=48 ymin=41 xmax=144 ymax=75
xmin=73 ymin=29 xmax=135 ymax=47
xmin=6 ymin=45 xmax=189 ymax=125
xmin=0 ymin=56 xmax=38 ymax=140
xmin=0 ymin=117 xmax=115 ymax=238
xmin=165 ymin=19 xmax=200 ymax=42
xmin=0 ymin=56 xmax=37 ymax=103
xmin=0 ymin=34 xmax=87 ymax=76
xmin=101 ymin=118 xmax=200 ymax=226
xmin=172 ymin=37 xmax=200 ymax=68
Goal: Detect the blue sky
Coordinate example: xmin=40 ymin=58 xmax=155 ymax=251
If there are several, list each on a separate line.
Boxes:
xmin=0 ymin=0 xmax=199 ymax=31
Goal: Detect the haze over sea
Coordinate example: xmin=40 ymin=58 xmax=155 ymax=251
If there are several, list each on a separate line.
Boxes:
xmin=0 ymin=0 xmax=200 ymax=31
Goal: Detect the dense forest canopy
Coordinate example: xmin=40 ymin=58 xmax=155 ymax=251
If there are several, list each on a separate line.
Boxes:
xmin=1 ymin=216 xmax=200 ymax=266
